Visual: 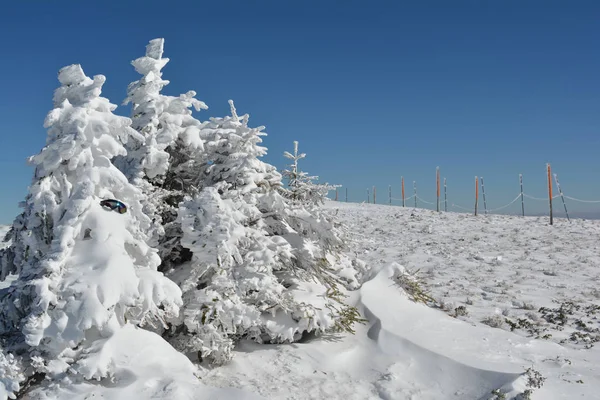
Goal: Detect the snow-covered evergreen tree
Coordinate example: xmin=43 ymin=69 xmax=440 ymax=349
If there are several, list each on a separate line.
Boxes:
xmin=280 ymin=140 xmax=363 ymax=289
xmin=282 ymin=140 xmax=335 ymax=205
xmin=166 ymin=101 xmax=365 ymax=365
xmin=115 ymin=38 xmax=207 ymax=267
xmin=0 ymin=65 xmax=182 ymax=397
xmin=0 ymin=348 xmax=23 ymax=400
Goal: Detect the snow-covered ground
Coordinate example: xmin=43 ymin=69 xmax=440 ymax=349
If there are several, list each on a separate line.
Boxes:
xmin=199 ymin=203 xmax=600 ymax=399
xmin=2 ymin=202 xmax=599 ymax=399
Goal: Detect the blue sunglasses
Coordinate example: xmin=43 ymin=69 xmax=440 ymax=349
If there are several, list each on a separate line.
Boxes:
xmin=100 ymin=199 xmax=127 ymax=214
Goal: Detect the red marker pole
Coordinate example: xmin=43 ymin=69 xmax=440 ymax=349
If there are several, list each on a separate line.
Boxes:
xmin=401 ymin=176 xmax=405 ymax=207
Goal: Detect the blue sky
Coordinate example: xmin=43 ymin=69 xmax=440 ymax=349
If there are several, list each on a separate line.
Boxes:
xmin=1 ymin=1 xmax=599 ymax=223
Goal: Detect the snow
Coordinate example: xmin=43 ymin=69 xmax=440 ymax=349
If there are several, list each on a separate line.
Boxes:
xmin=199 ymin=202 xmax=600 ymax=399
xmin=28 ymin=325 xmax=262 ymax=400
xmin=3 ymin=200 xmax=600 ymax=399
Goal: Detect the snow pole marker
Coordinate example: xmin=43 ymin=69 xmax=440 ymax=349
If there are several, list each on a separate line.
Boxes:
xmin=547 ymin=163 xmax=553 ymax=225
xmin=520 ymin=174 xmax=525 ymax=217
xmin=373 ymin=186 xmax=376 ymax=204
xmin=401 ymin=176 xmax=405 ymax=207
xmin=346 ymin=187 xmax=348 ymax=202
xmin=335 ymin=188 xmax=338 ymax=201
xmin=474 ymin=176 xmax=479 ymax=216
xmin=389 ymin=185 xmax=392 ymax=206
xmin=436 ymin=167 xmax=440 ymax=212
xmin=414 ymin=181 xmax=417 ymax=208
xmin=481 ymin=177 xmax=488 ymax=215
xmin=553 ymin=173 xmax=570 ymax=222
xmin=367 ymin=188 xmax=370 ymax=204
xmin=444 ymin=177 xmax=447 ymax=212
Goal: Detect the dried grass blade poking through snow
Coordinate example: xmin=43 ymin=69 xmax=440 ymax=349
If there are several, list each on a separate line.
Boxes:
xmin=392 ymin=266 xmax=437 ymax=305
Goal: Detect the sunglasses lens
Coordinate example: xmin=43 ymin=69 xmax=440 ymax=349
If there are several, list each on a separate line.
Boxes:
xmin=100 ymin=200 xmax=126 ymax=213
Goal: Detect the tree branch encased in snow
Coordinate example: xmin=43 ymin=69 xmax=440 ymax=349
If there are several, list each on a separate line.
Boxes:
xmin=167 ymin=102 xmax=366 ymax=365
xmin=114 ymin=38 xmax=208 ymax=262
xmin=0 ymin=64 xmax=182 ymax=396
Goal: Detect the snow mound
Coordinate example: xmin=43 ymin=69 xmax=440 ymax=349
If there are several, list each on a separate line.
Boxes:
xmin=27 ymin=325 xmax=262 ymax=400
xmin=360 ymin=263 xmax=526 ymax=398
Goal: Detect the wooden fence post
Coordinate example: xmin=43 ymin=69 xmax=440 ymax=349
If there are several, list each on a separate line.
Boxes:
xmin=401 ymin=176 xmax=405 ymax=207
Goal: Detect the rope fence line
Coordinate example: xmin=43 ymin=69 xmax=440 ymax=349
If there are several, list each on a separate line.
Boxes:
xmin=564 ymin=196 xmax=600 ymax=204
xmin=415 ymin=196 xmax=436 ymax=206
xmin=486 ymin=194 xmax=522 ymax=212
xmin=451 ymin=194 xmax=520 ymax=214
xmin=368 ymin=191 xmax=598 ymax=212
xmin=390 ymin=195 xmax=415 ymax=201
xmin=339 ymin=164 xmax=600 ymax=224
xmin=451 ymin=203 xmax=472 ymax=212
xmin=523 ymin=194 xmax=561 ymax=201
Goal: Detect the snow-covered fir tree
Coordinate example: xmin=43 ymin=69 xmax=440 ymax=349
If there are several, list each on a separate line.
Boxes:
xmin=115 ymin=38 xmax=207 ymax=268
xmin=280 ymin=140 xmax=362 ymax=289
xmin=0 ymin=65 xmax=182 ymax=397
xmin=282 ymin=140 xmax=336 ymax=205
xmin=166 ymin=101 xmax=366 ymax=365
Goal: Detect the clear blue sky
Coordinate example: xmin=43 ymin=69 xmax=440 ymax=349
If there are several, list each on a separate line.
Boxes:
xmin=1 ymin=1 xmax=599 ymax=223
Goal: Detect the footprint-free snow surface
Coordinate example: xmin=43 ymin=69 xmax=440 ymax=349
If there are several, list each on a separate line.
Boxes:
xmin=2 ymin=202 xmax=599 ymax=399
xmin=201 ymin=202 xmax=600 ymax=399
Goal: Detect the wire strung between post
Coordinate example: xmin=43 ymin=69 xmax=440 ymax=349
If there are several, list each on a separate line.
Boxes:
xmin=485 ymin=194 xmax=522 ymax=212
xmin=451 ymin=193 xmax=522 ymax=214
xmin=523 ymin=193 xmax=549 ymax=201
xmin=451 ymin=203 xmax=473 ymax=212
xmin=563 ymin=196 xmax=600 ymax=203
xmin=416 ymin=196 xmax=436 ymax=205
xmin=391 ymin=195 xmax=415 ymax=201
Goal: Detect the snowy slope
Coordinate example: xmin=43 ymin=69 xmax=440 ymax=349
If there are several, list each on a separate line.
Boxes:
xmin=3 ymin=205 xmax=599 ymax=399
xmin=200 ymin=202 xmax=600 ymax=399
